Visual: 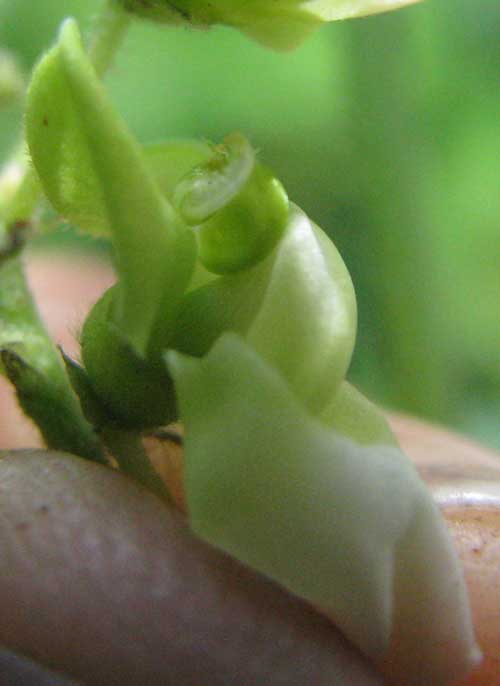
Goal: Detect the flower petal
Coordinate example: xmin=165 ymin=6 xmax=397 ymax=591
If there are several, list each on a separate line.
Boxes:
xmin=167 ymin=333 xmax=479 ymax=682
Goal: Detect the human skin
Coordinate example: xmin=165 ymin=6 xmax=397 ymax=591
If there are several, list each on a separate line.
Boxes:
xmin=0 ymin=253 xmax=498 ymax=685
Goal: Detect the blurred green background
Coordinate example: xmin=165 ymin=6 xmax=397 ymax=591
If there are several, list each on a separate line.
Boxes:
xmin=1 ymin=0 xmax=499 ymax=448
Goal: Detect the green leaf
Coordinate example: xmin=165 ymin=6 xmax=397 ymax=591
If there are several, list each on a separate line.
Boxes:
xmin=167 ymin=333 xmax=477 ymax=676
xmin=25 ymin=27 xmax=110 ymax=237
xmin=0 ymin=256 xmax=105 ymax=463
xmin=26 ymin=19 xmax=196 ymax=356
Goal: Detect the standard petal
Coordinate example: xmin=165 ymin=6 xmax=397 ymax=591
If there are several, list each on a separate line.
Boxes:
xmin=167 ymin=333 xmax=478 ymax=682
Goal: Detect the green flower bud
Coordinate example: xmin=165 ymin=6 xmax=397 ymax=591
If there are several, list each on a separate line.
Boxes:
xmin=117 ymin=0 xmax=421 ymax=51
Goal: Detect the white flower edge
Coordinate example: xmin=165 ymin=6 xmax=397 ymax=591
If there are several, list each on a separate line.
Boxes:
xmin=167 ymin=333 xmax=480 ymax=684
xmin=305 ymin=0 xmax=422 ymax=21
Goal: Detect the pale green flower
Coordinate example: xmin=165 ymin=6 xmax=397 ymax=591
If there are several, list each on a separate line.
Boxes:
xmin=117 ymin=0 xmax=422 ymax=50
xmin=24 ymin=15 xmax=479 ymax=684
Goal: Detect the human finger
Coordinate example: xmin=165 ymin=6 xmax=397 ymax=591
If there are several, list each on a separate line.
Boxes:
xmin=0 ymin=449 xmax=380 ymax=686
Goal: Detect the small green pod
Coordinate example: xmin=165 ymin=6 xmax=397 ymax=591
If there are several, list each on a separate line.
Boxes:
xmin=81 ymin=287 xmax=177 ymax=429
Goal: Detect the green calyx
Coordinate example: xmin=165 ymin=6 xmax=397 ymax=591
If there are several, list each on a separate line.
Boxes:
xmin=174 ymin=134 xmax=289 ymax=275
xmin=80 ymin=287 xmax=177 ymax=428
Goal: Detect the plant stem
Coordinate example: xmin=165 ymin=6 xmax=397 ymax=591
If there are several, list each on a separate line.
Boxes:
xmin=101 ymin=426 xmax=173 ymax=505
xmin=88 ymin=0 xmax=131 ymax=77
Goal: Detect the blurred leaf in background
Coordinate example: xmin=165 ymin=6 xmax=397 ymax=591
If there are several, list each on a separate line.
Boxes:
xmin=1 ymin=0 xmax=498 ymax=449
